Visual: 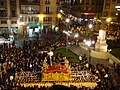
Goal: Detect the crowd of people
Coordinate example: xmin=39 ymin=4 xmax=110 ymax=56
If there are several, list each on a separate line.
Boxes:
xmin=0 ymin=36 xmax=119 ymax=90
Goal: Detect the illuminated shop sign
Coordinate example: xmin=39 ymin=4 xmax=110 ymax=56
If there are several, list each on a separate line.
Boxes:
xmin=115 ymin=6 xmax=120 ymax=11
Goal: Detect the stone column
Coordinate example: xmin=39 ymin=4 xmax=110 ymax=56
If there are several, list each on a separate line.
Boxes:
xmin=7 ymin=0 xmax=11 ymax=35
xmin=16 ymin=0 xmax=21 ymax=34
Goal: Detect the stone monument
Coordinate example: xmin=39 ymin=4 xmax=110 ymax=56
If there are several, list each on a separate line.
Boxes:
xmin=95 ymin=30 xmax=108 ymax=52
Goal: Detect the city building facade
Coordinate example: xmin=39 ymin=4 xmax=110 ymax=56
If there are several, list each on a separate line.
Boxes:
xmin=102 ymin=0 xmax=120 ymax=30
xmin=0 ymin=0 xmax=59 ymax=37
xmin=102 ymin=0 xmax=119 ymax=21
xmin=59 ymin=0 xmax=104 ymax=26
xmin=0 ymin=0 xmax=18 ymax=35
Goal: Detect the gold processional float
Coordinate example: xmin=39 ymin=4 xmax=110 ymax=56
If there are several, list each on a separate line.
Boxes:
xmin=42 ymin=57 xmax=71 ymax=81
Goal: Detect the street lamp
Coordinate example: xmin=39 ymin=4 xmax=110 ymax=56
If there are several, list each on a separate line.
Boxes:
xmin=94 ymin=17 xmax=98 ymax=31
xmin=65 ymin=18 xmax=70 ymax=51
xmin=88 ymin=24 xmax=93 ymax=36
xmin=57 ymin=13 xmax=62 ymax=33
xmin=66 ymin=18 xmax=70 ymax=23
xmin=57 ymin=13 xmax=62 ymax=19
xmin=74 ymin=33 xmax=79 ymax=45
xmin=88 ymin=24 xmax=93 ymax=29
xmin=84 ymin=40 xmax=95 ymax=63
xmin=85 ymin=40 xmax=91 ymax=63
xmin=63 ymin=30 xmax=71 ymax=51
xmin=60 ymin=9 xmax=63 ymax=13
xmin=106 ymin=17 xmax=112 ymax=30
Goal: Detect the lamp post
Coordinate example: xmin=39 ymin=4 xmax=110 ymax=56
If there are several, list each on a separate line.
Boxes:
xmin=106 ymin=17 xmax=112 ymax=31
xmin=84 ymin=40 xmax=95 ymax=63
xmin=74 ymin=33 xmax=79 ymax=45
xmin=94 ymin=17 xmax=97 ymax=31
xmin=63 ymin=30 xmax=71 ymax=51
xmin=88 ymin=24 xmax=93 ymax=31
xmin=88 ymin=24 xmax=93 ymax=36
xmin=57 ymin=13 xmax=62 ymax=33
xmin=85 ymin=40 xmax=91 ymax=63
xmin=65 ymin=18 xmax=70 ymax=51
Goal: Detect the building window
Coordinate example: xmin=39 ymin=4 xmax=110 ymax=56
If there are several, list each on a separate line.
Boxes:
xmin=28 ymin=17 xmax=33 ymax=22
xmin=80 ymin=0 xmax=84 ymax=4
xmin=28 ymin=0 xmax=33 ymax=2
xmin=1 ymin=20 xmax=7 ymax=24
xmin=34 ymin=17 xmax=39 ymax=22
xmin=111 ymin=12 xmax=116 ymax=17
xmin=43 ymin=17 xmax=52 ymax=23
xmin=46 ymin=7 xmax=49 ymax=14
xmin=117 ymin=0 xmax=120 ymax=3
xmin=0 ymin=10 xmax=6 ymax=17
xmin=56 ymin=0 xmax=59 ymax=4
xmin=11 ymin=20 xmax=17 ymax=24
xmin=28 ymin=6 xmax=32 ymax=12
xmin=86 ymin=0 xmax=89 ymax=4
xmin=112 ymin=0 xmax=116 ymax=2
xmin=105 ymin=5 xmax=110 ymax=9
xmin=11 ymin=10 xmax=16 ymax=17
xmin=0 ymin=1 xmax=4 ymax=7
xmin=25 ymin=17 xmax=27 ymax=22
xmin=34 ymin=0 xmax=39 ymax=2
xmin=21 ymin=5 xmax=40 ymax=14
xmin=20 ymin=17 xmax=24 ymax=22
xmin=103 ymin=12 xmax=108 ymax=17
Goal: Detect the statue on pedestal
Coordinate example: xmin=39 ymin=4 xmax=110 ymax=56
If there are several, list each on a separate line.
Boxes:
xmin=95 ymin=30 xmax=108 ymax=52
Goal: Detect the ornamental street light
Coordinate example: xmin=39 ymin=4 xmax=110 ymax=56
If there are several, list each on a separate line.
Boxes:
xmin=88 ymin=24 xmax=93 ymax=36
xmin=57 ymin=13 xmax=62 ymax=32
xmin=106 ymin=17 xmax=112 ymax=31
xmin=85 ymin=40 xmax=91 ymax=63
xmin=74 ymin=33 xmax=79 ymax=45
xmin=94 ymin=17 xmax=97 ymax=29
xmin=84 ymin=40 xmax=95 ymax=63
xmin=63 ymin=30 xmax=71 ymax=51
xmin=65 ymin=18 xmax=70 ymax=51
xmin=88 ymin=24 xmax=93 ymax=29
xmin=57 ymin=13 xmax=62 ymax=19
xmin=66 ymin=18 xmax=70 ymax=23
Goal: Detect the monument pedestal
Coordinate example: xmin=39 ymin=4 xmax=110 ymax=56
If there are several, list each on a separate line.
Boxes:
xmin=95 ymin=30 xmax=108 ymax=52
xmin=90 ymin=50 xmax=109 ymax=66
xmin=91 ymin=29 xmax=109 ymax=65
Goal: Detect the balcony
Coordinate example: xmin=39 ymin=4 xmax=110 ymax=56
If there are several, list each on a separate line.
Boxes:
xmin=21 ymin=10 xmax=40 ymax=14
xmin=43 ymin=21 xmax=52 ymax=24
xmin=43 ymin=12 xmax=53 ymax=14
xmin=20 ymin=0 xmax=40 ymax=5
